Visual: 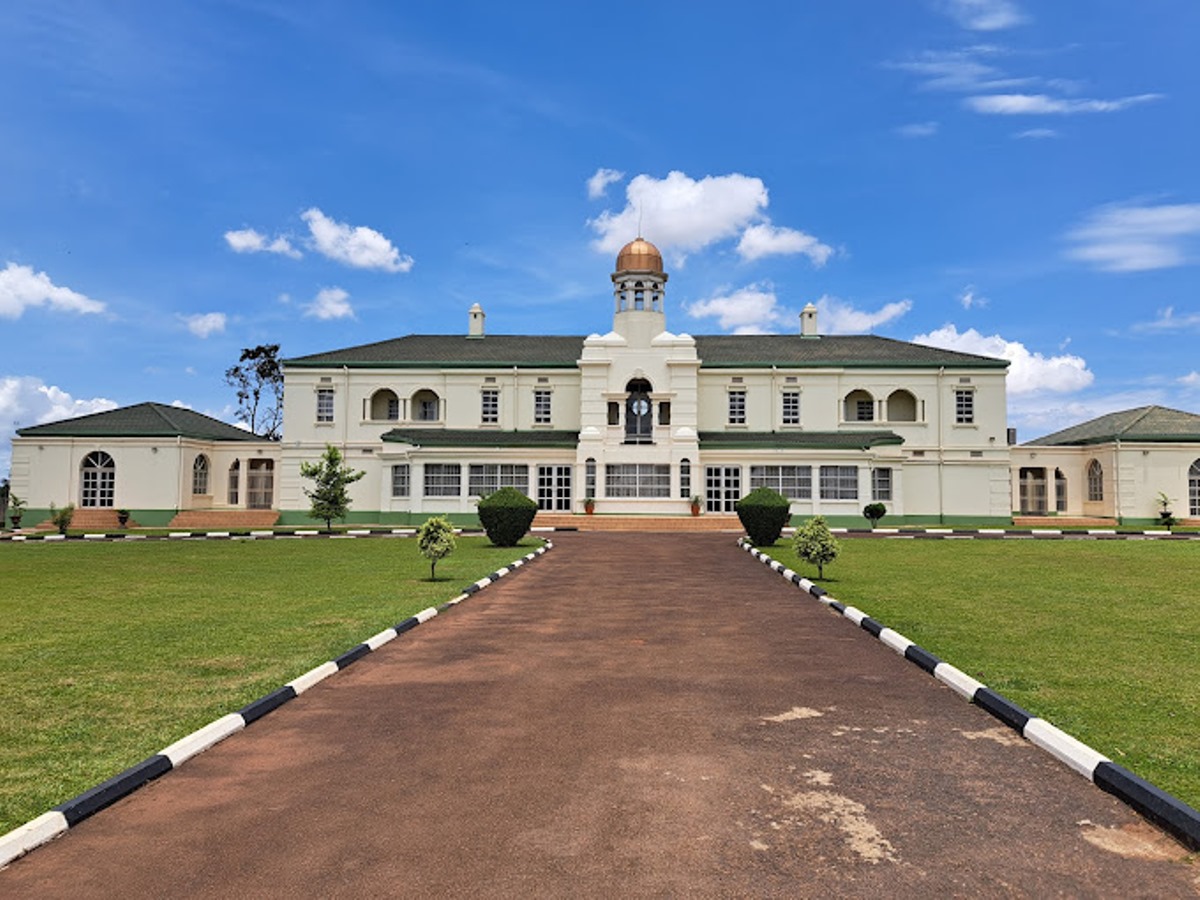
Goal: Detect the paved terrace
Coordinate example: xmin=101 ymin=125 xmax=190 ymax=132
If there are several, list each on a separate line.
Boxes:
xmin=3 ymin=533 xmax=1195 ymax=896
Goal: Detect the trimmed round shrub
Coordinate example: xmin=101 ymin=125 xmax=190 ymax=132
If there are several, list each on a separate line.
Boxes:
xmin=735 ymin=486 xmax=792 ymax=546
xmin=477 ymin=487 xmax=538 ymax=546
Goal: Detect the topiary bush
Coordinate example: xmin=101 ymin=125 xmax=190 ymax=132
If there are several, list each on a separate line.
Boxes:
xmin=477 ymin=486 xmax=538 ymax=546
xmin=735 ymin=486 xmax=792 ymax=546
xmin=863 ymin=502 xmax=887 ymax=528
xmin=793 ymin=515 xmax=841 ymax=579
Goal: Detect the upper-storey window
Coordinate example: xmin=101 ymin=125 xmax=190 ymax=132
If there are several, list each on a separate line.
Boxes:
xmin=316 ymin=388 xmax=335 ymax=423
xmin=370 ymin=389 xmax=400 ymax=421
xmin=481 ymin=389 xmax=499 ymax=424
xmin=412 ymin=389 xmax=440 ymax=422
xmin=728 ymin=390 xmax=746 ymax=425
xmin=955 ymin=389 xmax=975 ymax=424
xmin=843 ymin=389 xmax=874 ymax=422
xmin=886 ymin=389 xmax=917 ymax=422
xmin=781 ymin=392 xmax=800 ymax=425
xmin=533 ymin=389 xmax=552 ymax=425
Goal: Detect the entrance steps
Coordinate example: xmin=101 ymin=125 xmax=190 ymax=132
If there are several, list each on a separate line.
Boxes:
xmin=1012 ymin=516 xmax=1118 ymax=527
xmin=167 ymin=510 xmax=280 ymax=530
xmin=533 ymin=513 xmax=744 ymax=532
xmin=32 ymin=508 xmax=139 ymax=531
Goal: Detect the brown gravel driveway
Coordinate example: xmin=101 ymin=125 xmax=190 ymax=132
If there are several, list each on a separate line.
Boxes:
xmin=3 ymin=532 xmax=1197 ymax=897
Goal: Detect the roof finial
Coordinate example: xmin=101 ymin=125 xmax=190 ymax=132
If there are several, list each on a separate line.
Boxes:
xmin=637 ymin=205 xmax=643 ymax=239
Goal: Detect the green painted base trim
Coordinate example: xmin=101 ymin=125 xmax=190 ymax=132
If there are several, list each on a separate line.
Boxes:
xmin=796 ymin=514 xmax=1014 ymax=528
xmin=126 ymin=509 xmax=177 ymax=527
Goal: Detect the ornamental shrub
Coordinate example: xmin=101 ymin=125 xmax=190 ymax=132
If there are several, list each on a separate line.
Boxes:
xmin=793 ymin=515 xmax=841 ymax=579
xmin=417 ymin=516 xmax=456 ymax=580
xmin=477 ymin=487 xmax=538 ymax=546
xmin=735 ymin=486 xmax=792 ymax=546
xmin=863 ymin=502 xmax=887 ymax=528
xmin=49 ymin=502 xmax=75 ymax=536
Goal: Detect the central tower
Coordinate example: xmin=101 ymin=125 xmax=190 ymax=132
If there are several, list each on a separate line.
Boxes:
xmin=611 ymin=237 xmax=668 ymax=347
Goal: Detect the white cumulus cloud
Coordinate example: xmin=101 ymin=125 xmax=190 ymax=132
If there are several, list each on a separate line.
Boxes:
xmin=686 ymin=283 xmax=788 ymax=334
xmin=737 ymin=224 xmax=833 ymax=266
xmin=965 ymin=93 xmax=1162 ymax=115
xmin=182 ymin=312 xmax=227 ymax=338
xmin=587 ymin=167 xmax=624 ymax=199
xmin=937 ymin=0 xmax=1027 ymax=31
xmin=816 ymin=295 xmax=913 ymax=334
xmin=1065 ymin=202 xmax=1200 ymax=272
xmin=302 ymin=208 xmax=413 ymax=272
xmin=912 ymin=324 xmax=1093 ymax=394
xmin=223 ymin=228 xmax=302 ymax=259
xmin=0 ymin=262 xmax=106 ymax=319
xmin=304 ymin=287 xmax=354 ymax=320
xmin=0 ymin=376 xmax=118 ymax=475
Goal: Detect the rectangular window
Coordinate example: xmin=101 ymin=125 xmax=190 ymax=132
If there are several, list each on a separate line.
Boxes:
xmin=781 ymin=392 xmax=800 ymax=425
xmin=534 ymin=389 xmax=552 ymax=424
xmin=871 ymin=468 xmax=892 ymax=501
xmin=468 ymin=464 xmax=529 ymax=497
xmin=955 ymin=389 xmax=975 ymax=424
xmin=605 ymin=464 xmax=671 ymax=498
xmin=391 ymin=464 xmax=411 ymax=498
xmin=607 ymin=402 xmax=620 ymax=426
xmin=316 ymin=388 xmax=335 ymax=423
xmin=856 ymin=399 xmax=874 ymax=421
xmin=228 ymin=464 xmax=239 ymax=505
xmin=386 ymin=396 xmax=400 ymax=421
xmin=819 ymin=465 xmax=858 ymax=500
xmin=658 ymin=401 xmax=671 ymax=426
xmin=423 ymin=463 xmax=461 ymax=497
xmin=728 ymin=390 xmax=746 ymax=425
xmin=679 ymin=459 xmax=691 ymax=499
xmin=750 ymin=465 xmax=812 ymax=499
xmin=481 ymin=389 xmax=499 ymax=424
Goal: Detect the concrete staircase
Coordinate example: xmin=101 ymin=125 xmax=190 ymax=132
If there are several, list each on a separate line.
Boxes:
xmin=167 ymin=510 xmax=280 ymax=530
xmin=1011 ymin=516 xmax=1119 ymax=527
xmin=533 ymin=513 xmax=745 ymax=532
xmin=33 ymin=508 xmax=137 ymax=531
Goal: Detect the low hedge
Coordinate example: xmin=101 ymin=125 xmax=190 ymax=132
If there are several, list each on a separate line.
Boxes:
xmin=477 ymin=487 xmax=538 ymax=546
xmin=735 ymin=486 xmax=792 ymax=546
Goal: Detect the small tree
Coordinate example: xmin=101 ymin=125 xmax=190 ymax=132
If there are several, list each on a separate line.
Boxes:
xmin=793 ymin=515 xmax=841 ymax=579
xmin=299 ymin=444 xmax=365 ymax=531
xmin=417 ymin=516 xmax=457 ymax=580
xmin=225 ymin=344 xmax=285 ymax=439
xmin=863 ymin=502 xmax=887 ymax=528
xmin=49 ymin=503 xmax=75 ymax=535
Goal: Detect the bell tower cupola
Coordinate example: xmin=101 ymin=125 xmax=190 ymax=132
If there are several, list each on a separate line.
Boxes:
xmin=611 ymin=237 xmax=668 ymax=346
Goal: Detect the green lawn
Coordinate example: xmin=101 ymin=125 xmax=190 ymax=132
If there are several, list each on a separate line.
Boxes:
xmin=774 ymin=537 xmax=1200 ymax=809
xmin=0 ymin=536 xmax=541 ymax=833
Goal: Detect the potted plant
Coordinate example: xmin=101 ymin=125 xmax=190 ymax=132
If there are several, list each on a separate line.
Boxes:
xmin=690 ymin=494 xmax=702 ymax=516
xmin=116 ymin=508 xmax=131 ymax=528
xmin=584 ymin=496 xmax=595 ymax=515
xmin=8 ymin=493 xmax=25 ymax=530
xmin=1155 ymin=492 xmax=1177 ymax=528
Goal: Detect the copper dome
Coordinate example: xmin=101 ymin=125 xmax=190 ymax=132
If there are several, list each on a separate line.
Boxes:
xmin=615 ymin=237 xmax=664 ymax=273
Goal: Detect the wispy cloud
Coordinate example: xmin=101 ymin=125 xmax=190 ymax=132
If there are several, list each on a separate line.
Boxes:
xmin=303 ymin=287 xmax=354 ymax=320
xmin=913 ymin=324 xmax=1092 ymax=393
xmin=936 ymin=0 xmax=1028 ymax=31
xmin=587 ymin=168 xmax=624 ymax=199
xmin=959 ymin=286 xmax=988 ymax=309
xmin=0 ymin=262 xmax=106 ymax=319
xmin=181 ymin=311 xmax=227 ymax=338
xmin=1066 ymin=202 xmax=1200 ymax=272
xmin=965 ymin=92 xmax=1162 ymax=115
xmin=888 ymin=47 xmax=1031 ymax=92
xmin=817 ymin=296 xmax=912 ymax=334
xmin=302 ymin=208 xmax=414 ymax=273
xmin=1132 ymin=307 xmax=1200 ymax=333
xmin=895 ymin=121 xmax=940 ymax=138
xmin=1013 ymin=128 xmax=1059 ymax=139
xmin=223 ymin=228 xmax=302 ymax=259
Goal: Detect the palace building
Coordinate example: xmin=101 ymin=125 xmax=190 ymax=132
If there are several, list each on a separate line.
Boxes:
xmin=11 ymin=238 xmax=1200 ymax=528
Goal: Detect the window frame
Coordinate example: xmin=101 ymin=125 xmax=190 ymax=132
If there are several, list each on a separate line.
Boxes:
xmin=871 ymin=467 xmax=892 ymax=502
xmin=468 ymin=463 xmax=530 ymax=497
xmin=316 ymin=388 xmax=335 ymax=423
xmin=728 ymin=389 xmax=746 ymax=426
xmin=533 ymin=388 xmax=552 ymax=425
xmin=480 ymin=388 xmax=499 ymax=425
xmin=954 ymin=388 xmax=975 ymax=425
xmin=192 ymin=455 xmax=210 ymax=495
xmin=391 ymin=464 xmax=411 ymax=498
xmin=750 ymin=464 xmax=812 ymax=499
xmin=423 ymin=463 xmax=462 ymax=497
xmin=604 ymin=463 xmax=671 ymax=498
xmin=781 ymin=391 xmax=801 ymax=426
xmin=819 ymin=465 xmax=859 ymax=501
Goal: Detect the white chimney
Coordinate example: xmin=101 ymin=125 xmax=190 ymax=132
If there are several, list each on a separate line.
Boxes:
xmin=468 ymin=303 xmax=485 ymax=338
xmin=800 ymin=303 xmax=818 ymax=337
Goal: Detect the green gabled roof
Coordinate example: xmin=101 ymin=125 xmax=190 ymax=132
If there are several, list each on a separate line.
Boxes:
xmin=285 ymin=332 xmax=1006 ymax=370
xmin=381 ymin=429 xmax=581 ymax=448
xmin=285 ymin=335 xmax=585 ymax=369
xmin=15 ymin=402 xmax=264 ymax=441
xmin=698 ymin=431 xmax=903 ymax=450
xmin=692 ymin=334 xmax=1007 ymax=369
xmin=1026 ymin=405 xmax=1200 ymax=446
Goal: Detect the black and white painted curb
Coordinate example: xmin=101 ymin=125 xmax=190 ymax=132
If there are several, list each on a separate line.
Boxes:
xmin=1 ymin=527 xmax=484 ymax=544
xmin=739 ymin=539 xmax=1200 ymax=852
xmin=0 ymin=542 xmax=552 ymax=869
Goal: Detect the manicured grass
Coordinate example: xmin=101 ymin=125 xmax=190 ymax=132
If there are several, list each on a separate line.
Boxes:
xmin=775 ymin=538 xmax=1200 ymax=809
xmin=0 ymin=536 xmax=541 ymax=834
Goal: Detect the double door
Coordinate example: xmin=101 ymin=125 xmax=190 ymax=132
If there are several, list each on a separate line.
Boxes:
xmin=705 ymin=466 xmax=741 ymax=513
xmin=537 ymin=465 xmax=572 ymax=511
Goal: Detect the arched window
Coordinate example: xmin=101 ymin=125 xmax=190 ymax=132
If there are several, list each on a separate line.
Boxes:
xmin=679 ymin=458 xmax=692 ymax=499
xmin=412 ymin=389 xmax=440 ymax=422
xmin=80 ymin=451 xmax=115 ymax=508
xmin=1054 ymin=468 xmax=1067 ymax=512
xmin=634 ymin=281 xmax=645 ymax=310
xmin=844 ymin=389 xmax=874 ymax=422
xmin=228 ymin=459 xmax=241 ymax=506
xmin=1086 ymin=459 xmax=1104 ymax=502
xmin=886 ymin=389 xmax=917 ymax=422
xmin=192 ymin=455 xmax=210 ymax=495
xmin=625 ymin=377 xmax=653 ymax=444
xmin=1189 ymin=459 xmax=1200 ymax=517
xmin=370 ymin=389 xmax=400 ymax=421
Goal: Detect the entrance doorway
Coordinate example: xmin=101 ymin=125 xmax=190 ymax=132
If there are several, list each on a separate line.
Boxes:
xmin=705 ymin=466 xmax=741 ymax=513
xmin=247 ymin=459 xmax=275 ymax=509
xmin=1018 ymin=467 xmax=1047 ymax=514
xmin=537 ymin=465 xmax=572 ymax=511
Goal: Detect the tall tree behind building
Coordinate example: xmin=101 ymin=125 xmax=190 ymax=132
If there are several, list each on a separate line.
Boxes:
xmin=225 ymin=344 xmax=284 ymax=439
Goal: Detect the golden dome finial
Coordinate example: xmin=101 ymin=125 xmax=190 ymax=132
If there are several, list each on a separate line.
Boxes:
xmin=615 ymin=237 xmax=663 ymax=273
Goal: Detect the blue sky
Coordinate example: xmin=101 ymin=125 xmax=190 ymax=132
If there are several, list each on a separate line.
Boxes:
xmin=3 ymin=0 xmax=1199 ymax=473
